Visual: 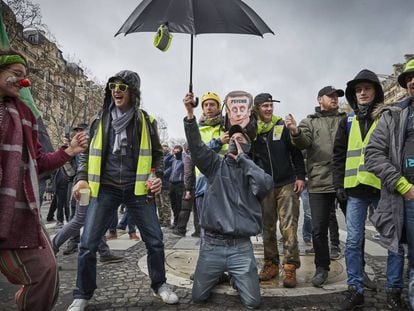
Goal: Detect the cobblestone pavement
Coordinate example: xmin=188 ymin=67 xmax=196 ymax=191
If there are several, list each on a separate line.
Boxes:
xmin=0 ymin=202 xmax=411 ymax=310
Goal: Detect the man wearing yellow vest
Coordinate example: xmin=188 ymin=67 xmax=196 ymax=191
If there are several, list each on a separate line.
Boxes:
xmin=333 ymin=69 xmax=404 ymax=310
xmin=68 ymin=70 xmax=178 ymax=311
xmin=366 ymin=59 xmax=414 ymax=310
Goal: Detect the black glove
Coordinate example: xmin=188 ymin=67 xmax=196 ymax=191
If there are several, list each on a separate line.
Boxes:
xmin=335 ymin=187 xmax=348 ymax=203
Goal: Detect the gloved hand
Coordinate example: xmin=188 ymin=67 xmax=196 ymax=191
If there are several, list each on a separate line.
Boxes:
xmin=335 ymin=187 xmax=348 ymax=203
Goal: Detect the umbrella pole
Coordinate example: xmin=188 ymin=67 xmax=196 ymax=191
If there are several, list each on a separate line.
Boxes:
xmin=189 ymin=34 xmax=198 ymax=107
xmin=189 ymin=34 xmax=194 ymax=93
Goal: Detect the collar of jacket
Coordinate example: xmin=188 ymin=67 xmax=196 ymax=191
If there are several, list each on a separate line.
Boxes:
xmin=257 ymin=115 xmax=282 ymax=134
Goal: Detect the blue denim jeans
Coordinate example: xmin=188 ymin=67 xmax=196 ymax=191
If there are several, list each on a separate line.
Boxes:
xmin=192 ymin=238 xmax=260 ymax=309
xmin=346 ymin=196 xmax=404 ymax=293
xmin=301 ymin=187 xmax=312 ymax=242
xmin=404 ymin=199 xmax=414 ymax=309
xmin=117 ymin=210 xmax=137 ymax=234
xmin=73 ymin=185 xmax=166 ymax=299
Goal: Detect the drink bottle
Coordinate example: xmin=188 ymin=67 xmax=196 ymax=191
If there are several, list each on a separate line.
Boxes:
xmin=146 ymin=168 xmax=156 ymax=200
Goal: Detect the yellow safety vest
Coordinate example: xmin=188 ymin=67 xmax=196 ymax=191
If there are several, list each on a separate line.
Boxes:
xmin=88 ymin=111 xmax=153 ymax=197
xmin=344 ymin=116 xmax=381 ymax=190
xmin=196 ymin=124 xmax=228 ymax=176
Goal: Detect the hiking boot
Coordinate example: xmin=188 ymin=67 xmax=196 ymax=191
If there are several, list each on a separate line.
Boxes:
xmin=339 ymin=285 xmax=364 ymax=310
xmin=311 ymin=267 xmax=328 ymax=288
xmin=153 ymin=283 xmax=179 ymax=304
xmin=283 ymin=263 xmax=297 ymax=288
xmin=330 ymin=245 xmax=341 ymax=260
xmin=386 ymin=288 xmax=405 ymax=310
xmin=106 ymin=231 xmax=117 ymax=240
xmin=129 ymin=232 xmax=140 ymax=240
xmin=362 ymin=271 xmax=377 ymax=291
xmin=62 ymin=241 xmax=78 ymax=255
xmin=259 ymin=261 xmax=279 ymax=281
xmin=99 ymin=253 xmax=124 ymax=264
xmin=67 ymin=298 xmax=88 ymax=311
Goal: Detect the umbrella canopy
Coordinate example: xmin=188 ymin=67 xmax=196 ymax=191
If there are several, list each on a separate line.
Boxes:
xmin=115 ymin=0 xmax=274 ymax=101
xmin=115 ymin=0 xmax=274 ymax=36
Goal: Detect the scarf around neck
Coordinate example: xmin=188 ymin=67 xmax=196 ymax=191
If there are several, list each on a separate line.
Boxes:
xmin=111 ymin=103 xmax=135 ymax=155
xmin=257 ymin=115 xmax=280 ymax=135
xmin=198 ymin=112 xmax=222 ymax=127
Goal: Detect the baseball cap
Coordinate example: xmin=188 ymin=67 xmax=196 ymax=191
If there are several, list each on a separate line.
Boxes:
xmin=228 ymin=125 xmax=251 ymax=143
xmin=317 ymin=86 xmax=344 ymax=97
xmin=254 ymin=93 xmax=281 ymax=106
xmin=72 ymin=123 xmax=88 ymax=131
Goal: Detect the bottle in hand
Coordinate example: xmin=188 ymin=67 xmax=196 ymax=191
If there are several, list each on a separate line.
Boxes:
xmin=146 ymin=168 xmax=156 ymax=200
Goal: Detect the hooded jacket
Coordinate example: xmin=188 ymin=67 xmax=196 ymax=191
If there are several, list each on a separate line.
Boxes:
xmin=365 ymin=96 xmax=413 ymax=253
xmin=184 ymin=117 xmax=273 ymax=238
xmin=76 ymin=70 xmax=164 ymax=187
xmin=332 ymin=69 xmax=384 ymax=197
xmin=291 ymin=107 xmax=346 ymax=193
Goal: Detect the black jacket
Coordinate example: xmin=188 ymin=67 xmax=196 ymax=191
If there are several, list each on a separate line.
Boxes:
xmin=332 ymin=69 xmax=383 ymax=197
xmin=184 ymin=117 xmax=273 ymax=238
xmin=251 ymin=118 xmax=305 ymax=187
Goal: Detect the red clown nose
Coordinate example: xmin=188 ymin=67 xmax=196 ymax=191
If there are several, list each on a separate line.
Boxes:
xmin=19 ymin=79 xmax=31 ymax=87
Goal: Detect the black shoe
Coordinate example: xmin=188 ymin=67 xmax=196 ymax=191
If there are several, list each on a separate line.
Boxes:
xmin=62 ymin=242 xmax=78 ymax=255
xmin=311 ymin=267 xmax=328 ymax=288
xmin=191 ymin=231 xmax=200 ymax=238
xmin=190 ymin=273 xmax=194 ymax=280
xmin=172 ymin=229 xmax=186 ymax=237
xmin=330 ymin=245 xmax=341 ymax=260
xmin=99 ymin=253 xmax=124 ymax=264
xmin=217 ymin=272 xmax=230 ymax=285
xmin=386 ymin=288 xmax=405 ymax=310
xmin=362 ymin=271 xmax=377 ymax=291
xmin=340 ymin=285 xmax=364 ymax=310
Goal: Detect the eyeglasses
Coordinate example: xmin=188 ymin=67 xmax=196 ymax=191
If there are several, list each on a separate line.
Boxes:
xmin=108 ymin=82 xmax=129 ymax=92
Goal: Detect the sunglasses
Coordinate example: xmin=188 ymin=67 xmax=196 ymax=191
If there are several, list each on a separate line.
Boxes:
xmin=108 ymin=82 xmax=129 ymax=92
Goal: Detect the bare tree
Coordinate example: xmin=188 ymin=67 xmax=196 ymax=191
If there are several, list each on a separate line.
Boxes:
xmin=155 ymin=116 xmax=169 ymax=143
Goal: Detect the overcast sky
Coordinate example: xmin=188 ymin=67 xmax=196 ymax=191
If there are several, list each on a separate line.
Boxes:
xmin=32 ymin=0 xmax=414 ymax=139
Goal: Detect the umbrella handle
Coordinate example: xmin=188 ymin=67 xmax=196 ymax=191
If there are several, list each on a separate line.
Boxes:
xmin=188 ymin=84 xmax=199 ymax=107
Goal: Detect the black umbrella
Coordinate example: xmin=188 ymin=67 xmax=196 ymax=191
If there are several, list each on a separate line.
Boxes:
xmin=115 ymin=0 xmax=274 ymax=104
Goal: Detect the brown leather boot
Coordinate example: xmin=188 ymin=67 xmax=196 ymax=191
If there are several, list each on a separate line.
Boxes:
xmin=283 ymin=263 xmax=297 ymax=288
xmin=259 ymin=261 xmax=279 ymax=281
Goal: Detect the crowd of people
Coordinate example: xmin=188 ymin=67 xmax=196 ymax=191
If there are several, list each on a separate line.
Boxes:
xmin=1 ymin=46 xmax=414 ymax=311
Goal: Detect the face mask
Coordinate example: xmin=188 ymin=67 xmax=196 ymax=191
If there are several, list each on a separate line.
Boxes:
xmin=175 ymin=152 xmax=182 ymax=160
xmin=228 ymin=141 xmax=251 ymax=155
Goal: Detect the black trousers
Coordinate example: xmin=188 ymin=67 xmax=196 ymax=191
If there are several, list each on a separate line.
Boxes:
xmin=169 ymin=182 xmax=184 ymax=226
xmin=308 ymin=192 xmax=336 ymax=270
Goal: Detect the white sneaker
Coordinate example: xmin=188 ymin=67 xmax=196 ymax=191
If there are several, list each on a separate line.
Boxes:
xmin=67 ymin=299 xmax=88 ymax=311
xmin=153 ymin=283 xmax=179 ymax=304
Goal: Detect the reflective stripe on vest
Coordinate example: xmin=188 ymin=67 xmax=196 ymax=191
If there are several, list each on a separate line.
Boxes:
xmin=196 ymin=125 xmax=228 ymax=177
xmin=88 ymin=111 xmax=153 ymax=197
xmin=344 ymin=116 xmax=380 ymax=190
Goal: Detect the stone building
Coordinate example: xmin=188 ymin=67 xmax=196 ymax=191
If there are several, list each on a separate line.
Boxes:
xmin=1 ymin=1 xmax=103 ymax=148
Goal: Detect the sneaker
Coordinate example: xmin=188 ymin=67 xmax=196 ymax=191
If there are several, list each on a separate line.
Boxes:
xmin=172 ymin=229 xmax=186 ymax=237
xmin=99 ymin=253 xmax=124 ymax=264
xmin=330 ymin=245 xmax=341 ymax=260
xmin=305 ymin=247 xmax=315 ymax=255
xmin=106 ymin=231 xmax=117 ymax=240
xmin=67 ymin=298 xmax=88 ymax=311
xmin=339 ymin=285 xmax=364 ymax=310
xmin=311 ymin=267 xmax=328 ymax=288
xmin=386 ymin=287 xmax=405 ymax=310
xmin=54 ymin=221 xmax=64 ymax=229
xmin=129 ymin=232 xmax=140 ymax=241
xmin=62 ymin=242 xmax=78 ymax=256
xmin=283 ymin=264 xmax=297 ymax=288
xmin=153 ymin=283 xmax=179 ymax=304
xmin=259 ymin=261 xmax=279 ymax=281
xmin=362 ymin=271 xmax=377 ymax=291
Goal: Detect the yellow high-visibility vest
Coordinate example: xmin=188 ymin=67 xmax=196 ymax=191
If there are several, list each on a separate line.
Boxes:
xmin=88 ymin=111 xmax=153 ymax=197
xmin=196 ymin=124 xmax=228 ymax=176
xmin=344 ymin=116 xmax=381 ymax=190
